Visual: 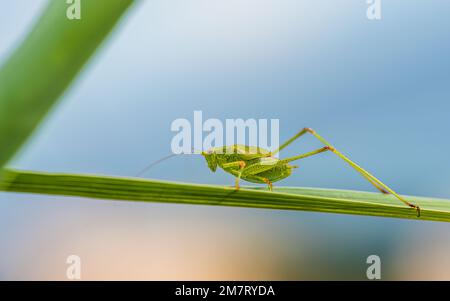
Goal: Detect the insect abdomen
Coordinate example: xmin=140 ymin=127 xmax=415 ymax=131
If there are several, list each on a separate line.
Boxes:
xmin=255 ymin=164 xmax=292 ymax=183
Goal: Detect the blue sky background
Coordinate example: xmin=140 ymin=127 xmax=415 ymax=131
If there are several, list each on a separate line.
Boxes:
xmin=1 ymin=0 xmax=450 ymax=279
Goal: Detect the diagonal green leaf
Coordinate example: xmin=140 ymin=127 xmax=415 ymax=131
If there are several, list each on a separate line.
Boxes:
xmin=0 ymin=0 xmax=134 ymax=168
xmin=2 ymin=169 xmax=450 ymax=222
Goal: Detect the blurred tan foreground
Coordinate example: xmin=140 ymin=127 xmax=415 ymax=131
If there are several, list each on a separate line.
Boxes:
xmin=2 ymin=195 xmax=450 ymax=280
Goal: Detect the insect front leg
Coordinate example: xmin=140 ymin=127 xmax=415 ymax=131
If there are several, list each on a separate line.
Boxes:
xmin=221 ymin=161 xmax=246 ymax=190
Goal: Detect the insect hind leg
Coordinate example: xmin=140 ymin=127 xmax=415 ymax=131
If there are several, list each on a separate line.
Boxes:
xmin=303 ymin=128 xmax=421 ymax=217
xmin=249 ymin=175 xmax=273 ymax=191
xmin=263 ymin=178 xmax=273 ymax=191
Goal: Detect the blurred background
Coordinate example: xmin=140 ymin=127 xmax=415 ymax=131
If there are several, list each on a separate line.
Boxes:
xmin=1 ymin=0 xmax=450 ymax=280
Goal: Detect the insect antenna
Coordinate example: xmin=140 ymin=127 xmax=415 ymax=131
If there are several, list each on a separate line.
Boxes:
xmin=135 ymin=147 xmax=203 ymax=177
xmin=135 ymin=154 xmax=180 ymax=177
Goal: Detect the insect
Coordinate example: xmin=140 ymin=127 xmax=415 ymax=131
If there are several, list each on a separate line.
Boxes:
xmin=201 ymin=128 xmax=421 ymax=217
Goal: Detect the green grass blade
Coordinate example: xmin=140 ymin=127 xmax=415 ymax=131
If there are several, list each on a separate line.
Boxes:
xmin=0 ymin=0 xmax=134 ymax=168
xmin=2 ymin=169 xmax=450 ymax=222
